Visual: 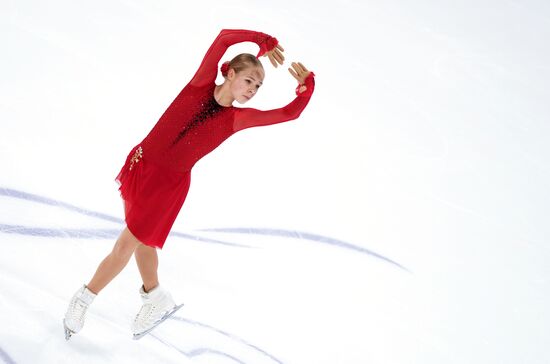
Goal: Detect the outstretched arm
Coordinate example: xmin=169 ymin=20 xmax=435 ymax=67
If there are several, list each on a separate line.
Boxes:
xmin=189 ymin=29 xmax=279 ymax=87
xmin=233 ymin=62 xmax=316 ymax=132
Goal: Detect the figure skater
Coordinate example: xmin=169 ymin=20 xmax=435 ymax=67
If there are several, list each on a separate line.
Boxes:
xmin=63 ymin=28 xmax=315 ymax=340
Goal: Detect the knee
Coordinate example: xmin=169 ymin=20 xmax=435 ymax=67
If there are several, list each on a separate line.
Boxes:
xmin=135 ymin=243 xmax=157 ymax=258
xmin=111 ymin=243 xmax=134 ymax=261
xmin=111 ymin=230 xmax=139 ymax=260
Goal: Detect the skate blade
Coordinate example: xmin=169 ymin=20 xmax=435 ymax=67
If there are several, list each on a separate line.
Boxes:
xmin=63 ymin=320 xmax=74 ymax=341
xmin=133 ymin=303 xmax=184 ymax=340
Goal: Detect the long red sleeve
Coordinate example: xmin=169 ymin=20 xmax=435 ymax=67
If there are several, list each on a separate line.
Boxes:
xmin=189 ymin=29 xmax=276 ymax=87
xmin=233 ymin=73 xmax=316 ymax=132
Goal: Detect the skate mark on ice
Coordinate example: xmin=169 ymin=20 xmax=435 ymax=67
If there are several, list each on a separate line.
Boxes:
xmin=0 ymin=187 xmax=123 ymax=224
xmin=201 ymin=227 xmax=410 ymax=272
xmin=152 ymin=338 xmax=250 ymax=364
xmin=0 ymin=224 xmax=121 ymax=239
xmin=0 ymin=187 xmax=250 ymax=248
xmin=151 ymin=316 xmax=284 ymax=364
xmin=183 ymin=349 xmax=247 ymax=364
xmin=0 ymin=223 xmax=249 ymax=248
xmin=0 ymin=346 xmax=16 ymax=364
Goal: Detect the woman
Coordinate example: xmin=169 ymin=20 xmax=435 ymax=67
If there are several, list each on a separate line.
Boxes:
xmin=63 ymin=28 xmax=316 ymax=340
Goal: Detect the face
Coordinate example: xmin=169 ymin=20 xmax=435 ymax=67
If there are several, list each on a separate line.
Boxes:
xmin=228 ymin=66 xmax=265 ymax=104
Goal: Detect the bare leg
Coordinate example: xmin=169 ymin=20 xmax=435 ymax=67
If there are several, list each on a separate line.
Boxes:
xmin=134 ymin=243 xmax=159 ymax=292
xmin=86 ymin=227 xmax=142 ymax=294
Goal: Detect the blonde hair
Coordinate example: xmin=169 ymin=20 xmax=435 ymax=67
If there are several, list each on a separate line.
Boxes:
xmin=221 ymin=53 xmax=264 ymax=78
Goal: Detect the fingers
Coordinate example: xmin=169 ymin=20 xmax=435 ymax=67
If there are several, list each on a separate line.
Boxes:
xmin=290 ymin=62 xmax=307 ymax=73
xmin=272 ymin=49 xmax=284 ymax=66
xmin=292 ymin=62 xmax=308 ymax=74
xmin=288 ymin=66 xmax=299 ymax=81
xmin=277 ymin=49 xmax=285 ymax=64
xmin=268 ymin=53 xmax=278 ymax=68
xmin=263 ymin=45 xmax=311 ymax=74
xmin=265 ymin=45 xmax=285 ymax=68
xmin=290 ymin=62 xmax=309 ymax=75
xmin=288 ymin=62 xmax=311 ymax=84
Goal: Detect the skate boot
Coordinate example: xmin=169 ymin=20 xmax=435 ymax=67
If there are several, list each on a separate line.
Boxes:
xmin=132 ymin=284 xmax=182 ymax=340
xmin=63 ymin=285 xmax=96 ymax=340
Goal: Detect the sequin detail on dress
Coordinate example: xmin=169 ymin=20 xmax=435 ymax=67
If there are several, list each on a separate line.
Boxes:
xmin=171 ymin=94 xmax=224 ymax=147
xmin=129 ymin=146 xmax=143 ymax=170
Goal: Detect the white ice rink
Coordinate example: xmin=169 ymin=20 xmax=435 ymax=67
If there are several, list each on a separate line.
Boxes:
xmin=1 ymin=1 xmax=549 ymax=363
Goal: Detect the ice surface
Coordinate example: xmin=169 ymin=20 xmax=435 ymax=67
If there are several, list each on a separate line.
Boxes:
xmin=1 ymin=1 xmax=549 ymax=363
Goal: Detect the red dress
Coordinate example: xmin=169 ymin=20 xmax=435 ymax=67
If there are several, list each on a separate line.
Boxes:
xmin=115 ymin=29 xmax=316 ymax=249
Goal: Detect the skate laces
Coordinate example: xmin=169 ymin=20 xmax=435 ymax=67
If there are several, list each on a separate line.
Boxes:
xmin=67 ymin=297 xmax=89 ymax=325
xmin=134 ymin=299 xmax=174 ymax=331
xmin=134 ymin=303 xmax=158 ymax=327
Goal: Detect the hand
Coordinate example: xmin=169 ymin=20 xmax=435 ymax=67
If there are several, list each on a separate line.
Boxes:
xmin=288 ymin=62 xmax=311 ymax=93
xmin=264 ymin=44 xmax=285 ymax=68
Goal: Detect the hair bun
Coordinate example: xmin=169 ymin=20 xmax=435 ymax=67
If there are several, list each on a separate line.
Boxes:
xmin=220 ymin=61 xmax=230 ymax=77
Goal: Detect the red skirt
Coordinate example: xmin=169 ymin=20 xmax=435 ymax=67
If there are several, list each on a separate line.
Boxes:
xmin=115 ymin=145 xmax=191 ymax=249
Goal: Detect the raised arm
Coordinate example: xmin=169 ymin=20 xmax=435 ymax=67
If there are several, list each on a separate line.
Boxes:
xmin=189 ymin=29 xmax=278 ymax=87
xmin=233 ymin=71 xmax=316 ymax=132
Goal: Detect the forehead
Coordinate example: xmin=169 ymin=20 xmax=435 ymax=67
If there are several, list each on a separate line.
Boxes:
xmin=241 ymin=67 xmax=264 ymax=82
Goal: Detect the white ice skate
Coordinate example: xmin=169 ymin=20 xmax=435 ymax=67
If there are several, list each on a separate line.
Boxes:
xmin=63 ymin=285 xmax=96 ymax=340
xmin=132 ymin=284 xmax=183 ymax=340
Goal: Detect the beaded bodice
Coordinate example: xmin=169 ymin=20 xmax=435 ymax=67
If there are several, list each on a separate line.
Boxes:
xmin=171 ymin=88 xmax=226 ymax=147
xmin=141 ymin=82 xmax=236 ymax=172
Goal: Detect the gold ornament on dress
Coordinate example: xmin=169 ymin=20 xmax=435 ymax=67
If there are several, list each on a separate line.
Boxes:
xmin=129 ymin=146 xmax=143 ymax=170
